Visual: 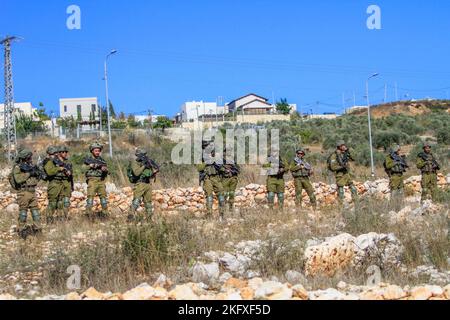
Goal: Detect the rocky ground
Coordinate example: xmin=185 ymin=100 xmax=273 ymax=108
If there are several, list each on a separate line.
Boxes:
xmin=0 ymin=170 xmax=448 ymax=300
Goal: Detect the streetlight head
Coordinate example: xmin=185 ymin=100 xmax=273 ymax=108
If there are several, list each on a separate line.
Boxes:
xmin=369 ymin=73 xmax=379 ymax=80
xmin=110 ymin=49 xmax=118 ymax=54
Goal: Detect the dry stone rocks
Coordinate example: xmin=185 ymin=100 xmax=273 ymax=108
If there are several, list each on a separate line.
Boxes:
xmin=304 ymin=232 xmax=404 ymax=277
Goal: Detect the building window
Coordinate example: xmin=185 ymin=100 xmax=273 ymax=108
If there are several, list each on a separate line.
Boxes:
xmin=91 ymin=104 xmax=96 ymax=113
xmin=64 ymin=105 xmax=67 ymax=113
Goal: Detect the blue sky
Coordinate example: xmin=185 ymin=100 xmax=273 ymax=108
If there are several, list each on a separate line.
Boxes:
xmin=1 ymin=0 xmax=450 ymax=117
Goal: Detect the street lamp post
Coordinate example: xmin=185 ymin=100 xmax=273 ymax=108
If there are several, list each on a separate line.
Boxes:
xmin=104 ymin=49 xmax=117 ymax=158
xmin=366 ymin=73 xmax=379 ymax=178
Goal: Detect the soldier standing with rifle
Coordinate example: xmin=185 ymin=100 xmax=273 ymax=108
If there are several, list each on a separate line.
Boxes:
xmin=45 ymin=146 xmax=73 ymax=222
xmin=222 ymin=148 xmax=240 ymax=213
xmin=83 ymin=142 xmax=109 ymax=219
xmin=416 ymin=143 xmax=441 ymax=203
xmin=291 ymin=148 xmax=317 ymax=210
xmin=263 ymin=150 xmax=290 ymax=210
xmin=328 ymin=140 xmax=358 ymax=204
xmin=128 ymin=149 xmax=160 ymax=222
xmin=9 ymin=149 xmax=42 ymax=239
xmin=384 ymin=144 xmax=409 ymax=208
xmin=197 ymin=141 xmax=226 ymax=219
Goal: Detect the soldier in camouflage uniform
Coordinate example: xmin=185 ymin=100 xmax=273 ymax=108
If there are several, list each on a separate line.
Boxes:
xmin=222 ymin=148 xmax=240 ymax=212
xmin=198 ymin=143 xmax=226 ymax=219
xmin=263 ymin=150 xmax=290 ymax=210
xmin=384 ymin=145 xmax=409 ymax=208
xmin=129 ymin=149 xmax=159 ymax=222
xmin=328 ymin=140 xmax=358 ymax=203
xmin=11 ymin=149 xmax=42 ymax=239
xmin=291 ymin=148 xmax=317 ymax=210
xmin=44 ymin=146 xmax=73 ymax=222
xmin=83 ymin=142 xmax=109 ymax=219
xmin=416 ymin=143 xmax=441 ymax=202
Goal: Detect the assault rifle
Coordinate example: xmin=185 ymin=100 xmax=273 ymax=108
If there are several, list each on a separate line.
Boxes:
xmin=53 ymin=158 xmax=74 ymax=191
xmin=19 ymin=163 xmax=41 ymax=178
xmin=294 ymin=157 xmax=312 ymax=171
xmin=390 ymin=153 xmax=409 ymax=171
xmin=337 ymin=150 xmax=352 ymax=169
xmin=223 ymin=162 xmax=240 ymax=177
xmin=419 ymin=152 xmax=441 ymax=172
xmin=137 ymin=155 xmax=160 ymax=178
xmin=84 ymin=157 xmax=108 ymax=170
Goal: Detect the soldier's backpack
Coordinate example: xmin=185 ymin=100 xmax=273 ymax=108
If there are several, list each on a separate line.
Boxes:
xmin=8 ymin=166 xmax=21 ymax=191
xmin=127 ymin=162 xmax=140 ymax=184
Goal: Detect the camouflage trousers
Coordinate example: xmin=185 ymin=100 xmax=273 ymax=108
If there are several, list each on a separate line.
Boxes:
xmin=16 ymin=188 xmax=41 ymax=228
xmin=203 ymin=176 xmax=225 ymax=216
xmin=421 ymin=173 xmax=438 ymax=202
xmin=294 ymin=177 xmax=317 ymax=209
xmin=267 ymin=176 xmax=285 ymax=209
xmin=86 ymin=177 xmax=108 ymax=214
xmin=389 ymin=174 xmax=405 ymax=211
xmin=222 ymin=176 xmax=238 ymax=209
xmin=335 ymin=173 xmax=358 ymax=202
xmin=132 ymin=182 xmax=153 ymax=218
xmin=47 ymin=179 xmax=72 ymax=220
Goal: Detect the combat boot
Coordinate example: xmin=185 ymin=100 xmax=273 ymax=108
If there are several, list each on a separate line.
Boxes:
xmin=277 ymin=193 xmax=285 ymax=211
xmin=17 ymin=210 xmax=29 ymax=239
xmin=85 ymin=198 xmax=94 ymax=218
xmin=267 ymin=192 xmax=275 ymax=210
xmin=31 ymin=209 xmax=43 ymax=235
xmin=144 ymin=203 xmax=153 ymax=221
xmin=128 ymin=199 xmax=141 ymax=222
xmin=205 ymin=196 xmax=214 ymax=219
xmin=46 ymin=202 xmax=58 ymax=224
xmin=99 ymin=198 xmax=110 ymax=220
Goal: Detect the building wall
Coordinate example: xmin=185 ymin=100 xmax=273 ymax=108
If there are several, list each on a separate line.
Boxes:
xmin=59 ymin=97 xmax=99 ymax=121
xmin=228 ymin=94 xmax=267 ymax=112
xmin=181 ymin=101 xmax=225 ymax=121
xmin=0 ymin=102 xmax=37 ymax=130
xmin=180 ymin=114 xmax=291 ymax=130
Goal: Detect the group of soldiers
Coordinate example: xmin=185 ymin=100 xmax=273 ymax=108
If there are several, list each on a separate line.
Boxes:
xmin=9 ymin=139 xmax=442 ymax=239
xmin=9 ymin=143 xmax=160 ymax=239
xmin=198 ymin=139 xmax=442 ymax=216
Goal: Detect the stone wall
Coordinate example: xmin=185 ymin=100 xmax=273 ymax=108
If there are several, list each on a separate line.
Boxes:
xmin=0 ymin=174 xmax=448 ymax=214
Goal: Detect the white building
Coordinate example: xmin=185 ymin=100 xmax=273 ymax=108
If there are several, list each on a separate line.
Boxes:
xmin=134 ymin=115 xmax=167 ymax=123
xmin=59 ymin=97 xmax=99 ymax=121
xmin=227 ymin=93 xmax=274 ymax=114
xmin=181 ymin=101 xmax=226 ymax=122
xmin=0 ymin=102 xmax=38 ymax=130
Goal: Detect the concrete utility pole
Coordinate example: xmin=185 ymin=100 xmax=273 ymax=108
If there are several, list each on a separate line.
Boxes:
xmin=104 ymin=49 xmax=117 ymax=158
xmin=366 ymin=73 xmax=379 ymax=178
xmin=1 ymin=36 xmax=20 ymax=162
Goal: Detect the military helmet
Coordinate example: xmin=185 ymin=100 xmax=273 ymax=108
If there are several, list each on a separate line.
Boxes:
xmin=296 ymin=148 xmax=306 ymax=154
xmin=46 ymin=146 xmax=58 ymax=155
xmin=58 ymin=145 xmax=69 ymax=153
xmin=17 ymin=149 xmax=32 ymax=160
xmin=391 ymin=144 xmax=401 ymax=152
xmin=90 ymin=142 xmax=104 ymax=152
xmin=336 ymin=140 xmax=346 ymax=148
xmin=135 ymin=148 xmax=147 ymax=156
xmin=423 ymin=142 xmax=432 ymax=148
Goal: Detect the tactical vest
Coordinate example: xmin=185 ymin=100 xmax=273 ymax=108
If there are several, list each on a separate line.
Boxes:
xmin=420 ymin=153 xmax=437 ymax=173
xmin=85 ymin=156 xmax=107 ymax=178
xmin=292 ymin=165 xmax=311 ymax=178
xmin=204 ymin=164 xmax=220 ymax=177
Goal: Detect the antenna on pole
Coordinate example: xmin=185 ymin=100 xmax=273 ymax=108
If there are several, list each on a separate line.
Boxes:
xmin=1 ymin=35 xmax=22 ymax=162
